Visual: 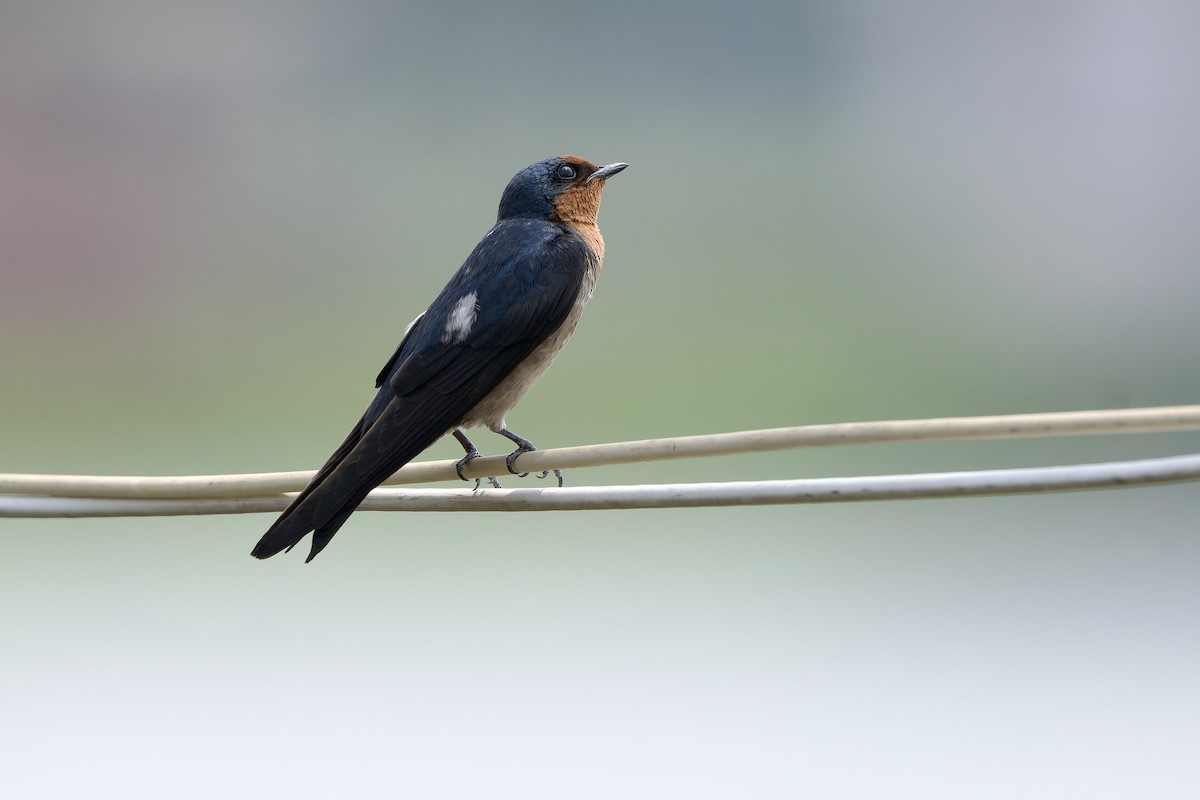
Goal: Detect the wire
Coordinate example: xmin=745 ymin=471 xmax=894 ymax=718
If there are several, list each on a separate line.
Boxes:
xmin=4 ymin=404 xmax=1200 ymax=500
xmin=5 ymin=453 xmax=1199 ymax=517
xmin=3 ymin=405 xmax=1199 ymax=518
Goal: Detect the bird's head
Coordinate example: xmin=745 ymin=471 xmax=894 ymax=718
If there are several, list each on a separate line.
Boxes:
xmin=497 ymin=156 xmax=628 ymax=225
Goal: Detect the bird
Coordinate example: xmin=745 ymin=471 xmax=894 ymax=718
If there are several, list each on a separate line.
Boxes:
xmin=251 ymin=155 xmax=628 ymax=562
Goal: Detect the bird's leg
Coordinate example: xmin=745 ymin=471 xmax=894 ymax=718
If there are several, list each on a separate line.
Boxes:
xmin=498 ymin=428 xmax=563 ymax=487
xmin=452 ymin=429 xmax=501 ymax=489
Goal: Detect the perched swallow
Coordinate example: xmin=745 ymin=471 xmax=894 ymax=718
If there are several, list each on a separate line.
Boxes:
xmin=252 ymin=155 xmax=627 ymax=562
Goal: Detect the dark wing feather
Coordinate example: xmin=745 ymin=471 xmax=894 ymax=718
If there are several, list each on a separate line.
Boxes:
xmin=374 ymin=312 xmax=425 ymax=389
xmin=251 ymin=220 xmax=590 ymax=561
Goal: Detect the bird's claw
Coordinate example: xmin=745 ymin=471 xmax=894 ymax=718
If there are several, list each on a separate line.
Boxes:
xmin=455 ymin=441 xmax=505 ymax=490
xmin=455 ymin=451 xmax=479 ymax=482
xmin=457 ymin=446 xmax=501 ymax=489
xmin=469 ymin=476 xmax=502 ymax=491
xmin=505 ymin=445 xmax=533 ymax=477
xmin=534 ymin=468 xmax=565 ymax=487
xmin=505 ymin=447 xmax=564 ymax=487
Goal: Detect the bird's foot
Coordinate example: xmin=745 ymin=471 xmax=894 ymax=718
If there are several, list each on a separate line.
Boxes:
xmin=454 ymin=449 xmax=480 ymax=482
xmin=499 ymin=428 xmax=564 ymax=487
xmin=452 ymin=428 xmax=501 ymax=489
xmin=455 ymin=453 xmax=502 ymax=491
xmin=503 ymin=442 xmax=533 ymax=478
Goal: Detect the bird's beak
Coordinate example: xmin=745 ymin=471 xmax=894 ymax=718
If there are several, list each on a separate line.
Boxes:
xmin=586 ymin=162 xmax=629 ymax=183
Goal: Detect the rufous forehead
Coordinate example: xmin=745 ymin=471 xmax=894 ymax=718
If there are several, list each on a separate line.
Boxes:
xmin=558 ymin=155 xmax=599 ymax=173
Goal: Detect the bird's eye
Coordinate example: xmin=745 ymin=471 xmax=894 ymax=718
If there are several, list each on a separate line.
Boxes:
xmin=556 ymin=164 xmax=577 ymax=180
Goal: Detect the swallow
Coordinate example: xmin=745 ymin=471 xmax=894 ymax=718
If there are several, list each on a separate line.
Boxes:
xmin=251 ymin=155 xmax=627 ymax=561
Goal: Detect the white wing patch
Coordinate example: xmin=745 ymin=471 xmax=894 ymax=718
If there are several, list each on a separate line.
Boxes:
xmin=441 ymin=291 xmax=479 ymax=344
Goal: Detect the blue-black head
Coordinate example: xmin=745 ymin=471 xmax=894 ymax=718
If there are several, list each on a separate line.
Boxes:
xmin=497 ymin=156 xmax=628 ymax=224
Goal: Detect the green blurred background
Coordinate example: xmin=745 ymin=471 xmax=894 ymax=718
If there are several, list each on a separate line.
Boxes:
xmin=3 ymin=1 xmax=1199 ymax=796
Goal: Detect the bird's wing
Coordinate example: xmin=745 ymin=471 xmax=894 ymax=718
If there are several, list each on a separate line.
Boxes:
xmin=385 ymin=222 xmax=588 ymax=397
xmin=374 ymin=312 xmax=425 ymax=389
xmin=252 ymin=221 xmax=591 ymax=561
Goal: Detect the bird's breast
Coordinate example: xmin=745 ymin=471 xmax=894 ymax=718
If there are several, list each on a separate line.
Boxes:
xmin=569 ymin=221 xmax=604 ymax=268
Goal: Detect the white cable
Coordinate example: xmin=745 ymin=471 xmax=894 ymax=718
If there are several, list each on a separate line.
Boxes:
xmin=5 ymin=453 xmax=1198 ymax=518
xmin=3 ymin=404 xmax=1199 ymax=499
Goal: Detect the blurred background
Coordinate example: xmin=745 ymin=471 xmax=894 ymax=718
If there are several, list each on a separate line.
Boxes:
xmin=3 ymin=1 xmax=1199 ymax=796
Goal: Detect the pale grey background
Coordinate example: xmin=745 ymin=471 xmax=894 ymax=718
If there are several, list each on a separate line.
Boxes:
xmin=3 ymin=1 xmax=1199 ymax=796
